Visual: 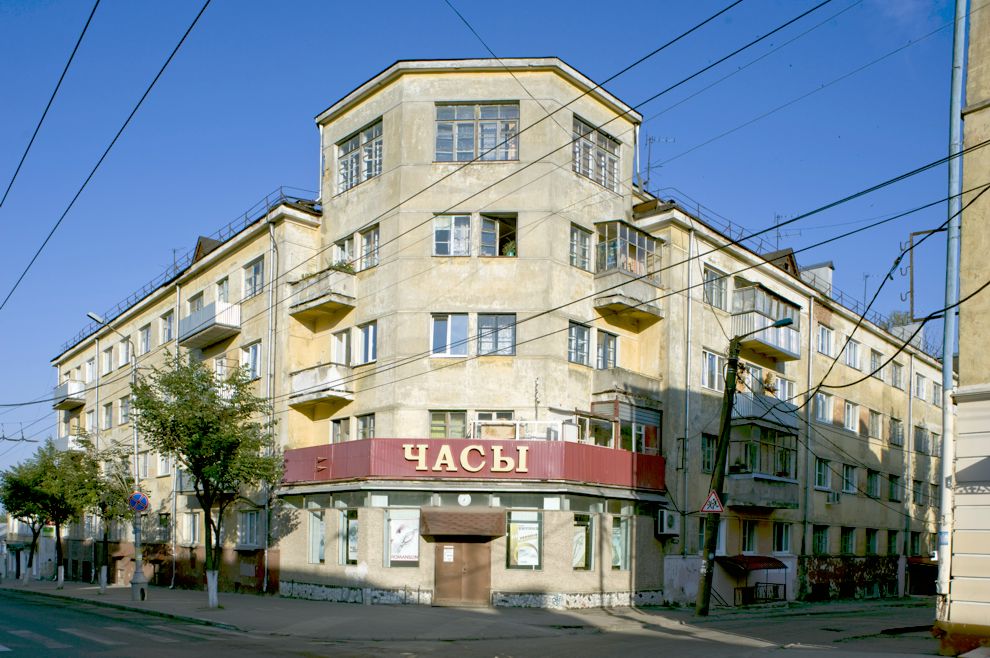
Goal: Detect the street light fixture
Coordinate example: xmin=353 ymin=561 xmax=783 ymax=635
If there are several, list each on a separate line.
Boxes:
xmin=694 ymin=316 xmax=794 ymax=616
xmin=88 ymin=312 xmax=148 ymax=602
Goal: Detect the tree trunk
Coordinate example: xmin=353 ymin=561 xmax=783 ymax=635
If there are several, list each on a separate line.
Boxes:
xmin=203 ymin=506 xmax=218 ymax=608
xmin=100 ymin=525 xmax=110 ymax=593
xmin=55 ymin=522 xmax=64 ymax=587
xmin=206 ymin=570 xmax=219 ymax=608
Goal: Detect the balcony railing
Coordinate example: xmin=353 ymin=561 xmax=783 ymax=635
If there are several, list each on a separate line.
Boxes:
xmin=288 ymin=362 xmax=353 ymax=407
xmin=725 ymin=436 xmax=800 ymax=509
xmin=732 ymin=392 xmax=799 ymax=430
xmin=54 ymin=434 xmax=85 ymax=452
xmin=289 ymin=267 xmax=356 ymax=322
xmin=468 ymin=420 xmax=564 ymax=441
xmin=178 ymin=301 xmax=241 ymax=349
xmin=731 ymin=311 xmax=801 ymax=361
xmin=52 ymin=380 xmax=86 ymax=410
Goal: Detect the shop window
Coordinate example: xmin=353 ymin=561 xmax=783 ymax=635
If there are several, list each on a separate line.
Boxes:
xmin=340 ymin=509 xmax=359 ymax=565
xmin=506 ymin=510 xmax=542 ymax=570
xmin=611 ymin=516 xmax=630 ymax=571
xmin=572 ymin=514 xmax=594 ymax=570
xmin=386 ymin=509 xmax=420 ymax=567
xmin=308 ymin=511 xmax=325 ymax=564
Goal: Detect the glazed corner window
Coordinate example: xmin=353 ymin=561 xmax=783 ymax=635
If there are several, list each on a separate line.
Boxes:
xmin=340 ymin=509 xmax=359 ymax=565
xmin=572 ymin=514 xmax=594 ymax=570
xmin=430 ymin=411 xmax=467 ymax=439
xmin=357 ymin=321 xmax=377 ymax=364
xmin=567 ymin=322 xmax=590 ymax=366
xmin=596 ymin=330 xmax=617 ymax=369
xmin=611 ymin=516 xmax=630 ymax=571
xmin=244 ymin=257 xmax=264 ymax=298
xmin=569 ymin=225 xmax=592 ymax=271
xmin=506 ymin=510 xmax=542 ymax=570
xmin=386 ymin=509 xmax=421 ymax=567
xmin=478 ymin=314 xmax=515 ymax=356
xmin=360 ymin=225 xmax=380 ymax=270
xmin=572 ymin=116 xmax=619 ymax=191
xmin=308 ymin=510 xmax=325 ymax=564
xmin=702 ymin=266 xmax=727 ymax=310
xmin=433 ymin=215 xmax=471 ymax=256
xmin=237 ymin=510 xmax=260 ymax=547
xmin=595 ymin=221 xmax=659 ymax=281
xmin=431 ymin=313 xmax=468 ymax=357
xmin=161 ymin=311 xmax=174 ymax=343
xmin=481 ymin=214 xmax=517 ymax=257
xmin=337 ymin=119 xmax=383 ymax=192
xmin=357 ymin=413 xmax=375 ymax=440
xmin=241 ymin=341 xmax=261 ymax=380
xmin=435 ymin=103 xmax=519 ymax=162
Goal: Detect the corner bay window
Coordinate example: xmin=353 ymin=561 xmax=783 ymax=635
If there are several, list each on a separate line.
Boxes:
xmin=338 ymin=119 xmax=383 ymax=192
xmin=436 ymin=103 xmax=519 ymax=162
xmin=507 ymin=511 xmax=542 ymax=569
xmin=573 ymin=116 xmax=619 ymax=191
xmin=595 ymin=221 xmax=659 ymax=281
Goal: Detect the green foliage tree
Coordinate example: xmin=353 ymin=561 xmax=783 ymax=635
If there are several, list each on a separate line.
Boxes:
xmin=131 ymin=352 xmax=280 ymax=608
xmin=0 ymin=456 xmax=48 ymax=579
xmin=77 ymin=434 xmax=132 ymax=589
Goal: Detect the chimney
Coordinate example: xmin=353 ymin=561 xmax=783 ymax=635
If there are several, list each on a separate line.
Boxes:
xmin=800 ymin=261 xmax=835 ymax=296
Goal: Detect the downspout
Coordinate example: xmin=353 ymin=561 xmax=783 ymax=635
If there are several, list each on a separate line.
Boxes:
xmin=170 ymin=283 xmax=180 ymax=589
xmin=317 ymin=125 xmax=324 ymax=204
xmin=802 ymin=298 xmax=815 ymax=557
xmin=904 ymin=354 xmax=916 ymax=558
xmin=681 ymin=228 xmax=694 ymax=556
xmin=94 ymin=337 xmax=101 ymax=453
xmin=263 ymin=219 xmax=278 ymax=593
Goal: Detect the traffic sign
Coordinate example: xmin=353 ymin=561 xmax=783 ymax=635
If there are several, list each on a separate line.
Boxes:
xmin=128 ymin=491 xmax=150 ymax=513
xmin=700 ymin=490 xmax=724 ymax=513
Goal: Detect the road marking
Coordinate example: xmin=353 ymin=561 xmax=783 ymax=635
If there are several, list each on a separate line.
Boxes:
xmin=149 ymin=624 xmax=224 ymax=640
xmin=59 ymin=628 xmax=125 ymax=646
xmin=103 ymin=625 xmax=179 ymax=643
xmin=0 ymin=644 xmax=9 ymax=652
xmin=8 ymin=629 xmax=70 ymax=649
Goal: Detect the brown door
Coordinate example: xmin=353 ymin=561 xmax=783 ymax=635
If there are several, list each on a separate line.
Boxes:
xmin=433 ymin=539 xmax=491 ymax=606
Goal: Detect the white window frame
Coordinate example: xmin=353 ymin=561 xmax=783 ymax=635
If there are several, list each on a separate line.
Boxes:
xmin=702 ymin=266 xmax=727 ymax=310
xmin=915 ymin=373 xmax=926 ymax=399
xmin=102 ymin=346 xmax=114 ymax=375
xmin=360 ymin=226 xmax=379 ymax=270
xmin=241 ymin=342 xmax=261 ymax=380
xmin=843 ymin=401 xmax=858 ymax=432
xmin=815 ymin=457 xmax=831 ymax=490
xmin=818 ymin=325 xmax=833 ymax=356
xmin=357 ymin=414 xmax=375 ymax=440
xmin=337 ymin=119 xmax=383 ymax=192
xmin=568 ymin=322 xmax=590 ymax=366
xmin=216 ymin=277 xmax=229 ymax=304
xmin=86 ymin=410 xmax=96 ymax=433
xmin=844 ymin=339 xmax=860 ymax=369
xmin=868 ymin=409 xmax=882 ymax=439
xmin=741 ymin=519 xmax=758 ymax=554
xmin=357 ymin=321 xmax=377 ymax=364
xmin=572 ymin=116 xmax=619 ymax=192
xmin=932 ymin=381 xmax=943 ymax=406
xmin=238 ymin=509 xmax=260 ymax=548
xmin=430 ymin=410 xmax=467 ymax=439
xmin=85 ymin=358 xmax=95 ymax=384
xmin=431 ymin=313 xmax=468 ymax=357
xmin=569 ymin=225 xmax=592 ymax=271
xmin=890 ymin=417 xmax=904 ymax=446
xmin=184 ymin=511 xmax=201 ymax=546
xmin=435 ymin=103 xmax=519 ymax=162
xmin=332 ymin=329 xmax=351 ymax=365
xmin=870 ymin=349 xmax=884 ymax=380
xmin=308 ymin=510 xmax=325 ymax=564
xmin=773 ymin=522 xmax=791 ymax=554
xmin=331 ymin=417 xmax=350 ymax=443
xmin=244 ymin=257 xmax=265 ymax=298
xmin=477 ymin=314 xmax=515 ymax=356
xmin=480 ymin=214 xmax=517 ymax=257
xmin=433 ymin=214 xmax=471 ymax=256
xmin=701 ymin=350 xmax=726 ymax=392
xmin=842 ymin=464 xmax=857 ymax=493
xmin=117 ymin=339 xmax=131 ymax=369
xmin=340 ymin=509 xmax=359 ymax=565
xmin=596 ymin=330 xmax=617 ymax=370
xmin=119 ymin=396 xmax=131 ymax=425
xmin=102 ymin=402 xmax=113 ymax=430
xmin=891 ymin=362 xmax=904 ymax=389
xmin=157 ymin=453 xmax=172 ymax=477
xmin=160 ymin=311 xmax=174 ymax=343
xmin=814 ymin=392 xmax=833 ymax=423
xmin=138 ymin=325 xmax=151 ymax=355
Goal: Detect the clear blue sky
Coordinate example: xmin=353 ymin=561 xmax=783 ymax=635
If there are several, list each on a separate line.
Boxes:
xmin=0 ymin=0 xmax=960 ymax=469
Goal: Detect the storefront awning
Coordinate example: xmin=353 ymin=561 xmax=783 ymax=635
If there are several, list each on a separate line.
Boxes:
xmin=716 ymin=555 xmax=788 ymax=573
xmin=907 ymin=556 xmax=937 ymax=567
xmin=420 ymin=509 xmax=505 ymax=538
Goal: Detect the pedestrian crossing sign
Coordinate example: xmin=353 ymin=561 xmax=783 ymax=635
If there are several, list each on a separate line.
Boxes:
xmin=700 ymin=490 xmax=724 ymax=513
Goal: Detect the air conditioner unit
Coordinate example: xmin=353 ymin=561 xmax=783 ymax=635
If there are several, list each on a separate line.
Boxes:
xmin=826 ymin=490 xmax=841 ymax=505
xmin=657 ymin=510 xmax=681 ymax=536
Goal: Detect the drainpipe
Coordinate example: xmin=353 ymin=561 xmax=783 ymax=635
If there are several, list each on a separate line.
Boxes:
xmin=801 ymin=298 xmax=814 ymax=557
xmin=317 ymin=125 xmax=324 ymax=204
xmin=170 ymin=283 xmax=180 ymax=589
xmin=904 ymin=355 xmax=916 ymax=558
xmin=94 ymin=337 xmax=101 ymax=452
xmin=681 ymin=229 xmax=694 ymax=556
xmin=263 ymin=219 xmax=279 ymax=593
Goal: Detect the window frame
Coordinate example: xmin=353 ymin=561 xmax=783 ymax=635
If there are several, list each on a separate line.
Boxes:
xmin=360 ymin=226 xmax=380 ymax=270
xmin=138 ymin=325 xmax=152 ymax=355
xmin=241 ymin=341 xmax=261 ymax=380
xmin=160 ymin=311 xmax=174 ymax=343
xmin=596 ymin=330 xmax=617 ymax=370
xmin=702 ymin=266 xmax=727 ymax=310
xmin=480 ymin=213 xmax=517 ymax=257
xmin=815 ymin=457 xmax=831 ymax=490
xmin=843 ymin=400 xmax=858 ymax=432
xmin=568 ymin=322 xmax=591 ymax=366
xmin=340 ymin=509 xmax=359 ymax=565
xmin=842 ymin=464 xmax=857 ymax=494
xmin=610 ymin=515 xmax=630 ymax=571
xmin=433 ymin=214 xmax=471 ymax=257
xmin=572 ymin=116 xmax=620 ymax=192
xmin=357 ymin=413 xmax=375 ymax=440
xmin=429 ymin=410 xmax=467 ymax=439
xmin=773 ymin=522 xmax=791 ymax=554
xmin=244 ymin=257 xmax=265 ymax=298
xmin=357 ymin=321 xmax=377 ymax=364
xmin=477 ymin=313 xmax=515 ymax=356
xmin=337 ymin=119 xmax=383 ymax=193
xmin=238 ymin=509 xmax=260 ymax=548
xmin=506 ymin=510 xmax=543 ymax=570
xmin=701 ymin=350 xmax=726 ymax=392
xmin=431 ymin=313 xmax=468 ymax=357
xmin=569 ymin=225 xmax=592 ymax=271
xmin=435 ymin=103 xmax=519 ymax=163
xmin=817 ymin=325 xmax=833 ymax=356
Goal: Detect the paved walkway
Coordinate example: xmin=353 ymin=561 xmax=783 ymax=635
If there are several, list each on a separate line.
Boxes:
xmin=0 ymin=577 xmax=939 ymax=648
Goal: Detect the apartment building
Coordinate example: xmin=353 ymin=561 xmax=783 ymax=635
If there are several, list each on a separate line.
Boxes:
xmin=47 ymin=58 xmax=946 ymax=608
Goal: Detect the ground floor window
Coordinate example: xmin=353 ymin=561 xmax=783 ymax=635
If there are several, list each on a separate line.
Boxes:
xmin=611 ymin=516 xmax=630 ymax=570
xmin=386 ymin=509 xmax=420 ymax=567
xmin=813 ymin=525 xmax=829 ymax=555
xmin=865 ymin=528 xmax=878 ymax=555
xmin=184 ymin=512 xmax=200 ymax=546
xmin=741 ymin=520 xmax=757 ymax=554
xmin=506 ymin=511 xmax=542 ymax=569
xmin=773 ymin=522 xmax=790 ymax=554
xmin=572 ymin=514 xmax=594 ymax=570
xmin=340 ymin=510 xmax=358 ymax=565
xmin=238 ymin=510 xmax=260 ymax=547
xmin=887 ymin=530 xmax=899 ymax=556
xmin=308 ymin=511 xmax=325 ymax=564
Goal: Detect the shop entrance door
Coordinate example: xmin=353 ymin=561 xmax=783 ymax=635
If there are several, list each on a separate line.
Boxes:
xmin=433 ymin=539 xmax=491 ymax=606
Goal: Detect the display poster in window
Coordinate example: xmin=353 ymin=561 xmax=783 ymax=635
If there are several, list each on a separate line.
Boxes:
xmin=389 ymin=518 xmax=419 ymax=563
xmin=510 ymin=522 xmax=540 ymax=566
xmin=347 ymin=520 xmax=359 ymax=562
xmin=611 ymin=526 xmax=623 ymax=568
xmin=572 ymin=529 xmax=588 ymax=568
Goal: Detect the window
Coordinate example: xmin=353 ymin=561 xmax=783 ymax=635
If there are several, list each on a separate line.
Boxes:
xmin=742 ymin=520 xmax=757 ymax=554
xmin=891 ymin=362 xmax=904 ymax=389
xmin=357 ymin=414 xmax=375 ymax=440
xmin=138 ymin=325 xmax=151 ymax=355
xmin=433 ymin=215 xmax=471 ymax=256
xmin=569 ymin=225 xmax=592 ymax=271
xmin=430 ymin=411 xmax=467 ymax=439
xmin=842 ymin=464 xmax=857 ymax=493
xmin=386 ymin=509 xmax=420 ymax=567
xmin=241 ymin=342 xmax=261 ymax=380
xmin=102 ymin=347 xmax=114 ymax=375
xmin=818 ymin=325 xmax=833 ymax=356
xmin=887 ymin=530 xmax=899 ymax=555
xmin=188 ymin=292 xmax=204 ymax=313
xmin=436 ymin=103 xmax=518 ymax=162
xmin=930 ymin=483 xmax=940 ymax=508
xmin=238 ymin=510 xmax=260 ymax=547
xmin=572 ymin=116 xmax=619 ymax=191
xmin=338 ymin=119 xmax=383 ymax=192
xmin=866 ymin=470 xmax=880 ymax=498
xmin=216 ymin=277 xmax=229 ymax=304
xmin=815 ymin=457 xmax=831 ymax=490
xmin=308 ymin=511 xmax=325 ymax=564
xmin=931 ymin=432 xmax=942 ymax=457
xmin=701 ymin=350 xmax=726 ymax=392
xmin=773 ymin=522 xmax=790 ymax=554
xmin=161 ymin=311 xmax=174 ymax=343
xmin=814 ymin=392 xmax=833 ymax=423
xmin=331 ymin=418 xmax=350 ymax=443
xmin=244 ymin=257 xmax=264 ymax=298
xmin=480 ymin=214 xmax=517 ymax=257
xmin=701 ymin=266 xmax=727 ymax=310
xmin=119 ymin=397 xmax=130 ymax=425
xmin=932 ymin=382 xmax=943 ymax=406
xmin=701 ymin=434 xmax=716 ymax=473
xmin=102 ymin=402 xmax=113 ymax=430
xmin=568 ymin=322 xmax=590 ymax=365
xmin=776 ymin=378 xmax=795 ymax=403
xmin=910 ymin=531 xmax=921 ymax=556
xmin=572 ymin=514 xmax=594 ymax=570
xmin=844 ymin=339 xmax=860 ymax=369
xmin=118 ymin=339 xmax=131 ymax=368
xmin=334 ymin=237 xmax=353 ymax=266
xmin=184 ymin=512 xmax=200 ymax=545
xmin=866 ymin=528 xmax=878 ymax=555
xmin=889 ymin=474 xmax=902 ymax=502
xmin=357 ymin=321 xmax=377 ymax=364
xmin=870 ymin=349 xmax=884 ymax=379
xmin=913 ymin=479 xmax=925 ymax=506
xmin=596 ymin=331 xmax=617 ymax=369
xmin=332 ymin=329 xmax=351 ymax=365
xmin=86 ymin=410 xmax=95 ymax=433
xmin=869 ymin=410 xmax=882 ymax=439
xmin=431 ymin=314 xmax=468 ymax=357
xmin=697 ymin=517 xmax=727 ymax=555
xmin=85 ymin=358 xmax=95 ymax=383
xmin=477 ymin=410 xmax=513 ymax=421
xmin=138 ymin=452 xmax=149 ymax=479
xmin=843 ymin=401 xmax=858 ymax=432
xmin=340 ymin=509 xmax=359 ymax=565
xmin=914 ymin=425 xmax=929 ymax=454
xmin=840 ymin=527 xmax=855 ymax=555
xmin=890 ymin=418 xmax=904 ymax=446
xmin=478 ymin=314 xmax=515 ymax=356
xmin=915 ymin=373 xmax=926 ymax=399
xmin=507 ymin=510 xmax=542 ymax=569
xmin=813 ymin=525 xmax=830 ymax=555
xmin=595 ymin=221 xmax=659 ymax=280
xmin=360 ymin=226 xmax=379 ymax=270
xmin=611 ymin=516 xmax=630 ymax=570
xmin=157 ymin=453 xmax=171 ymax=477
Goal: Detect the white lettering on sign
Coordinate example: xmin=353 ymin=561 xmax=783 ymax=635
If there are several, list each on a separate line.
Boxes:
xmin=401 ymin=444 xmax=530 ymax=473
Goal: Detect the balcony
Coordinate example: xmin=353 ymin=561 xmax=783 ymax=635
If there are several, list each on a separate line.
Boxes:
xmin=732 ymin=392 xmax=798 ymax=431
xmin=178 ymin=301 xmax=241 ymax=349
xmin=592 ymin=367 xmax=662 ymax=401
xmin=53 ymin=434 xmax=85 ymax=451
xmin=724 ymin=434 xmax=799 ymax=509
xmin=731 ymin=311 xmax=800 ymax=361
xmin=289 ymin=268 xmax=356 ymax=323
xmin=469 ymin=420 xmax=563 ymax=441
xmin=593 ymin=272 xmax=664 ymax=324
xmin=52 ymin=380 xmax=85 ymax=410
xmin=593 ymin=220 xmax=663 ymax=325
xmin=288 ymin=362 xmax=353 ymax=408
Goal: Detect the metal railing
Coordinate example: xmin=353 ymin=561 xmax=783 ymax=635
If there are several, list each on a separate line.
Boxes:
xmin=734 ymin=582 xmax=786 ymax=606
xmin=56 ymin=186 xmax=317 ymax=356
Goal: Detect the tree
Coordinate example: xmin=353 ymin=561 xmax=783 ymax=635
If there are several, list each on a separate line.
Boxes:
xmin=77 ymin=434 xmax=132 ymax=591
xmin=132 ymin=352 xmax=280 ymax=608
xmin=0 ymin=456 xmax=48 ymax=581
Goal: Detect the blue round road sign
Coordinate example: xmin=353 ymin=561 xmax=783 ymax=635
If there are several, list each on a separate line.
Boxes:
xmin=128 ymin=491 xmax=150 ymax=513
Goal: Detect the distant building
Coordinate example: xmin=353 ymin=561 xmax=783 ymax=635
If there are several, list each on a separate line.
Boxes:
xmin=48 ymin=58 xmax=946 ymax=608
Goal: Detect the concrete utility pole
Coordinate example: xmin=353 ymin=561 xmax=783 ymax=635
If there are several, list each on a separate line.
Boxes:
xmin=695 ymin=318 xmax=793 ymax=616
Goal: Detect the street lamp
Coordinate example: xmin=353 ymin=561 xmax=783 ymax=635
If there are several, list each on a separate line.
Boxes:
xmin=694 ymin=316 xmax=794 ymax=616
xmin=87 ymin=312 xmax=148 ymax=602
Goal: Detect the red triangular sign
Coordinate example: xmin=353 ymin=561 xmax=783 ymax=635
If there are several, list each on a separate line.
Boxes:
xmin=701 ymin=490 xmax=724 ymax=513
